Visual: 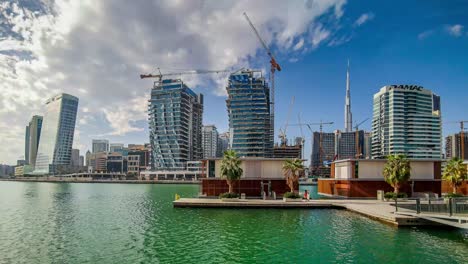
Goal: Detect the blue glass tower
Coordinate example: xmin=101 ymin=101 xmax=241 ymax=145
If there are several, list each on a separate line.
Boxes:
xmin=149 ymin=79 xmax=203 ymax=170
xmin=226 ymin=69 xmax=273 ymax=157
xmin=35 ymin=93 xmax=79 ymax=174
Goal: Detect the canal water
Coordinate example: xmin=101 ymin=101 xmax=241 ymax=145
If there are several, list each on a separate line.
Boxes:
xmin=0 ymin=181 xmax=466 ymax=263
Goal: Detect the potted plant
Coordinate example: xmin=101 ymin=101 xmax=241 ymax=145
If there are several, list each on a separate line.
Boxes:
xmin=282 ymin=158 xmax=304 ymax=202
xmin=383 ymin=154 xmax=411 ymax=198
xmin=219 ymin=150 xmax=243 ymax=201
xmin=442 ymin=157 xmax=467 ymax=200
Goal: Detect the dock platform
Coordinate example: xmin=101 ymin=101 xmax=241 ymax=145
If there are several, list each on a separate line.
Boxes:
xmin=174 ymin=198 xmax=438 ymax=227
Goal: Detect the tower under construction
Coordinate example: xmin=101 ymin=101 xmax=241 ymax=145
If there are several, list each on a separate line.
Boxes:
xmin=226 ymin=69 xmax=273 ymax=157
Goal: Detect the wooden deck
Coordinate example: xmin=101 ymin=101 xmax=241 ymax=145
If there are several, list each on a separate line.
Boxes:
xmin=174 ymin=198 xmax=440 ymax=227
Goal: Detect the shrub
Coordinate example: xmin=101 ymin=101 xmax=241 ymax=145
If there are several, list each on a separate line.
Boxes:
xmin=219 ymin=192 xmax=239 ymax=199
xmin=384 ymin=192 xmax=408 ymax=200
xmin=443 ymin=193 xmax=464 ymax=198
xmin=283 ymin=192 xmax=301 ymax=199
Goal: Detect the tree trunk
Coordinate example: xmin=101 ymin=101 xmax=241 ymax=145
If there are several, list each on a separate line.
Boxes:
xmin=453 ymin=185 xmax=457 ymax=194
xmin=394 ymin=184 xmax=399 ymax=194
xmin=227 ymin=180 xmax=233 ymax=193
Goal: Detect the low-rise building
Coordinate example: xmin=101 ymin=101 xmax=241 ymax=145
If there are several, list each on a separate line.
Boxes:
xmin=14 ymin=165 xmax=34 ymax=176
xmin=318 ymin=159 xmax=442 ymax=198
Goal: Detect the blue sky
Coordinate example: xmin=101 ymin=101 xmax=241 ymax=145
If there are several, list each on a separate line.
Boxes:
xmin=0 ymin=0 xmax=467 ymax=164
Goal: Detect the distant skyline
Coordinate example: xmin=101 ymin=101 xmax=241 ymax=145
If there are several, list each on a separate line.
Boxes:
xmin=1 ymin=0 xmax=468 ymax=164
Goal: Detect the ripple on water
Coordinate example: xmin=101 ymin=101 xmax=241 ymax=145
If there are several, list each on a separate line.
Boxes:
xmin=0 ymin=182 xmax=467 ymax=264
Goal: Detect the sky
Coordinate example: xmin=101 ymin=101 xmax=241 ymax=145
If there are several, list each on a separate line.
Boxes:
xmin=1 ymin=0 xmax=467 ymax=165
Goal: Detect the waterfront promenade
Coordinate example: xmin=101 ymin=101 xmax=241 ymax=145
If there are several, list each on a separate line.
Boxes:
xmin=173 ymin=198 xmax=442 ymax=227
xmin=0 ymin=177 xmax=200 ymax=184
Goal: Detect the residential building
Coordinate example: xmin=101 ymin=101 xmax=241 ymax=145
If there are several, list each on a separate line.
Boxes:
xmin=106 ymin=153 xmax=127 ymax=174
xmin=71 ymin=149 xmax=80 ymax=166
xmin=226 ymin=69 xmax=273 ymax=157
xmin=335 ymin=130 xmax=365 ymax=160
xmin=27 ymin=115 xmax=43 ymax=167
xmin=202 ymin=125 xmax=219 ymax=159
xmin=25 ymin=125 xmax=30 ymax=164
xmin=371 ymin=85 xmax=442 ymax=159
xmin=445 ymin=133 xmax=468 ymax=160
xmin=79 ymin=155 xmax=84 ymax=166
xmin=88 ymin=152 xmax=107 ymax=172
xmin=15 ymin=165 xmax=34 ymax=177
xmin=34 ymin=93 xmax=79 ymax=174
xmin=217 ymin=132 xmax=230 ymax=157
xmin=311 ymin=132 xmax=335 ymax=168
xmin=110 ymin=143 xmax=124 ymax=153
xmin=92 ymin=139 xmax=109 ymax=153
xmin=148 ymin=78 xmax=203 ymax=170
xmin=127 ymin=155 xmax=140 ymax=175
xmin=0 ymin=164 xmax=14 ymax=177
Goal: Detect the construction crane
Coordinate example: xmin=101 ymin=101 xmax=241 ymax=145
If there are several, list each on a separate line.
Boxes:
xmin=445 ymin=120 xmax=468 ymax=160
xmin=290 ymin=121 xmax=334 ymax=176
xmin=297 ymin=113 xmax=306 ymax=160
xmin=243 ymin=12 xmax=281 ymax=145
xmin=278 ymin=96 xmax=294 ymax=146
xmin=353 ymin=118 xmax=370 ymax=159
xmin=140 ymin=69 xmax=232 ymax=81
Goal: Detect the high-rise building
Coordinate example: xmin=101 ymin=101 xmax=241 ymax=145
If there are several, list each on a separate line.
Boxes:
xmin=202 ymin=125 xmax=219 ymax=159
xmin=85 ymin=150 xmax=91 ymax=166
xmin=27 ymin=115 xmax=43 ymax=167
xmin=311 ymin=132 xmax=336 ymax=168
xmin=92 ymin=139 xmax=109 ymax=153
xmin=71 ymin=149 xmax=80 ymax=166
xmin=79 ymin=155 xmax=84 ymax=167
xmin=226 ymin=69 xmax=273 ymax=157
xmin=25 ymin=125 xmax=30 ymax=164
xmin=335 ymin=130 xmax=365 ymax=160
xmin=35 ymin=93 xmax=79 ymax=174
xmin=363 ymin=132 xmax=372 ymax=159
xmin=148 ymin=78 xmax=203 ymax=170
xmin=445 ymin=133 xmax=468 ymax=159
xmin=344 ymin=60 xmax=353 ymax=132
xmin=217 ymin=132 xmax=230 ymax=157
xmin=110 ymin=143 xmax=124 ymax=153
xmin=371 ymin=85 xmax=442 ymax=159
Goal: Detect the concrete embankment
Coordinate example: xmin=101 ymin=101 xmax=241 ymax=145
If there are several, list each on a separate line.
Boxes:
xmin=0 ymin=178 xmax=200 ymax=184
xmin=173 ymin=198 xmax=438 ymax=227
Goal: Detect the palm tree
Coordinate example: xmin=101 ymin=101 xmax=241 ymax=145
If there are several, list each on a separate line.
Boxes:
xmin=442 ymin=157 xmax=467 ymax=194
xmin=282 ymin=158 xmax=305 ymax=193
xmin=220 ymin=150 xmax=243 ymax=194
xmin=383 ymin=154 xmax=411 ymax=194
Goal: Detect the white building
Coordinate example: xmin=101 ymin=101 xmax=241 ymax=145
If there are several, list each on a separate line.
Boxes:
xmin=202 ymin=125 xmax=219 ymax=159
xmin=371 ymin=85 xmax=442 ymax=159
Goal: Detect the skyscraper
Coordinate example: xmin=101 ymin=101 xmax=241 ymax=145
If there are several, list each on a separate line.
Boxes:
xmin=92 ymin=139 xmax=109 ymax=153
xmin=35 ymin=93 xmax=79 ymax=174
xmin=25 ymin=125 xmax=30 ymax=164
xmin=226 ymin=69 xmax=273 ymax=157
xmin=371 ymin=85 xmax=442 ymax=159
xmin=148 ymin=78 xmax=203 ymax=170
xmin=217 ymin=132 xmax=230 ymax=157
xmin=28 ymin=115 xmax=43 ymax=167
xmin=71 ymin=149 xmax=80 ymax=166
xmin=344 ymin=60 xmax=353 ymax=132
xmin=202 ymin=125 xmax=219 ymax=159
xmin=445 ymin=133 xmax=468 ymax=159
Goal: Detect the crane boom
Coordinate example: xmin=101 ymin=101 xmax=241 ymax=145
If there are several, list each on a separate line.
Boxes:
xmin=140 ymin=69 xmax=231 ymax=80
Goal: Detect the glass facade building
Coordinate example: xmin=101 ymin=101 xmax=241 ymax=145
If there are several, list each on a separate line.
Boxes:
xmin=27 ymin=115 xmax=43 ymax=167
xmin=226 ymin=69 xmax=273 ymax=157
xmin=202 ymin=125 xmax=219 ymax=158
xmin=34 ymin=93 xmax=79 ymax=174
xmin=371 ymin=85 xmax=442 ymax=159
xmin=148 ymin=79 xmax=203 ymax=170
xmin=92 ymin=139 xmax=109 ymax=153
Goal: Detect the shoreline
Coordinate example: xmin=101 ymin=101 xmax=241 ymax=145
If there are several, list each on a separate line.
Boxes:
xmin=0 ymin=178 xmax=200 ymax=185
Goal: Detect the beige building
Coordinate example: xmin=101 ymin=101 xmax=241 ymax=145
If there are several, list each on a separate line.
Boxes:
xmin=205 ymin=158 xmax=296 ymax=179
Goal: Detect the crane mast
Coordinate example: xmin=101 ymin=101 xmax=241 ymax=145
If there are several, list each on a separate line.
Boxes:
xmin=243 ymin=12 xmax=281 ymax=149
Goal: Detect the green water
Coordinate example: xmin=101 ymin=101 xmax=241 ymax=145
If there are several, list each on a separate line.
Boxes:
xmin=0 ymin=182 xmax=466 ymax=264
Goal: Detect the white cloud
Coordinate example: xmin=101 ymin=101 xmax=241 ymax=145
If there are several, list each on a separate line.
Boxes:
xmin=354 ymin=12 xmax=374 ymax=27
xmin=0 ymin=0 xmax=348 ymax=164
xmin=417 ymin=30 xmax=434 ymax=40
xmin=445 ymin=24 xmax=464 ymax=37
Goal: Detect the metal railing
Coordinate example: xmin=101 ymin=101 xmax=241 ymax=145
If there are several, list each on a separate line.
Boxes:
xmin=395 ymin=197 xmax=468 ymax=217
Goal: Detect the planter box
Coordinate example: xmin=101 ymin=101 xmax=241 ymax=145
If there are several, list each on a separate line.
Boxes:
xmin=283 ymin=198 xmax=302 ymax=202
xmin=221 ymin=198 xmax=240 ymax=202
